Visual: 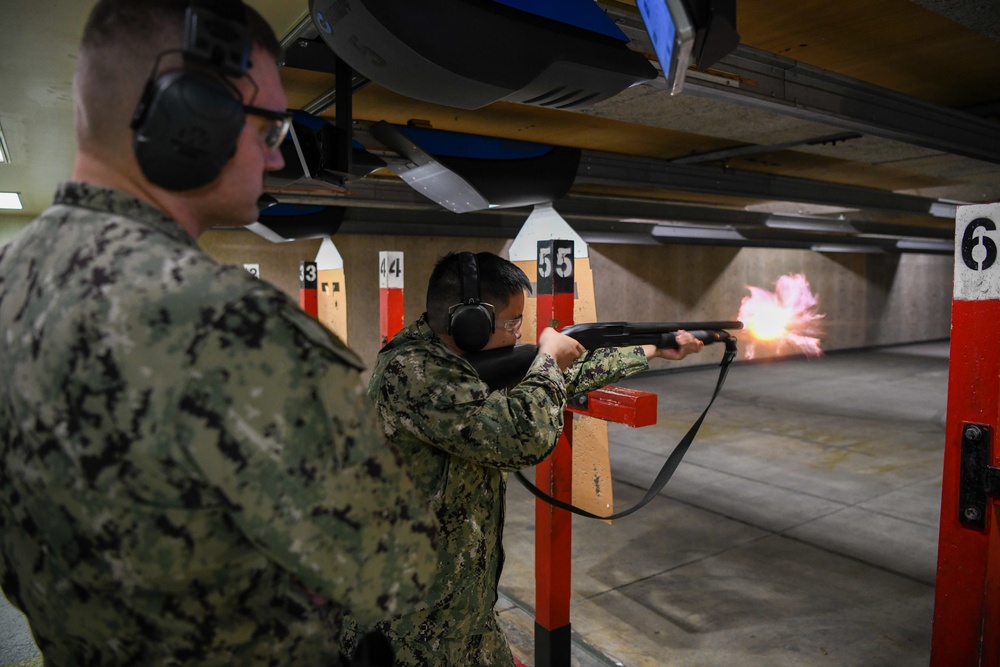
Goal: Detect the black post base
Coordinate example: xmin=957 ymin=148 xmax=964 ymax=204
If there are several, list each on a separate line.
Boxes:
xmin=534 ymin=621 xmax=571 ymax=667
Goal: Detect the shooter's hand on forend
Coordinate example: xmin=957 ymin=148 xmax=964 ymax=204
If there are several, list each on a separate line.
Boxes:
xmin=646 ymin=329 xmax=704 ymax=361
xmin=538 ymin=326 xmax=586 ymax=371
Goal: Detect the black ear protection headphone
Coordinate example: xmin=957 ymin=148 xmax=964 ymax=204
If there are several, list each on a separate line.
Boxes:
xmin=130 ymin=0 xmax=252 ymax=191
xmin=448 ymin=252 xmax=496 ymax=353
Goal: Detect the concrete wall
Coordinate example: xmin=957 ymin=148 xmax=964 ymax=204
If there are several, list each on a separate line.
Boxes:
xmin=199 ymin=229 xmax=954 ymax=370
xmin=200 ymin=230 xmax=516 ymax=369
xmin=592 ymin=245 xmax=952 ymax=350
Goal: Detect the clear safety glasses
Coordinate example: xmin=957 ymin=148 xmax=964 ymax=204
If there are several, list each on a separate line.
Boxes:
xmin=242 ymin=105 xmax=291 ymax=150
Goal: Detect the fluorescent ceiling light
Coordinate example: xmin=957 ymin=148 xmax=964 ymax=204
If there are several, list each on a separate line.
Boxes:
xmin=896 ymin=239 xmax=954 ymax=253
xmin=580 ymin=231 xmax=661 ymax=245
xmin=621 ymin=217 xmax=677 ymax=224
xmin=765 ymin=214 xmax=857 ymax=233
xmin=744 ymin=202 xmax=856 ymax=216
xmin=651 ymin=224 xmax=745 ymax=241
xmin=928 ymin=200 xmax=962 ymax=219
xmin=0 ymin=192 xmax=23 ymax=210
xmin=811 ymin=243 xmax=884 ymax=254
xmin=623 ymin=217 xmax=732 ymax=227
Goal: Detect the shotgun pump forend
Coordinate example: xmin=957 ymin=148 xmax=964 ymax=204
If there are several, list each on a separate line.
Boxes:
xmin=468 ymin=321 xmax=743 ymax=391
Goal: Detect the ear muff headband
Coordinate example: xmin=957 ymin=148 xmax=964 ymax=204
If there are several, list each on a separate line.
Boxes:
xmin=448 ymin=252 xmax=495 ymax=353
xmin=131 ymin=0 xmax=252 ymax=191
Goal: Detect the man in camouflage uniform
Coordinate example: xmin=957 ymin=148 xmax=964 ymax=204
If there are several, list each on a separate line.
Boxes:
xmin=344 ymin=252 xmax=703 ymax=666
xmin=0 ymin=1 xmax=437 ymax=665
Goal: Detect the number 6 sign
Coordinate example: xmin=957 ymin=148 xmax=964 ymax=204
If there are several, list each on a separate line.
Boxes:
xmin=933 ymin=200 xmax=1000 ymax=666
xmin=955 ymin=204 xmax=1000 ymax=301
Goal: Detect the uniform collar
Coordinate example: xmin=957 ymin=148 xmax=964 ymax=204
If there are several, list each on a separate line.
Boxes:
xmin=53 ymin=181 xmax=196 ymax=247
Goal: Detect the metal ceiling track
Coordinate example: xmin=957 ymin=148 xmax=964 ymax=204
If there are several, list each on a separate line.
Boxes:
xmin=278 ymin=178 xmax=953 ymax=253
xmin=328 ymin=204 xmax=953 ymax=254
xmin=288 ymin=179 xmax=950 ymax=238
xmin=575 ymin=150 xmax=961 ymax=219
xmin=685 ymin=44 xmax=1000 ymax=165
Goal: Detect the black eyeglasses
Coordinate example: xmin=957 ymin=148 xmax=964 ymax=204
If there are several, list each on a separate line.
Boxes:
xmin=242 ymin=105 xmax=291 ymax=150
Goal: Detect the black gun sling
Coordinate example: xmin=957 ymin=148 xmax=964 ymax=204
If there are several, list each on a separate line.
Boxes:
xmin=514 ymin=346 xmax=736 ymax=521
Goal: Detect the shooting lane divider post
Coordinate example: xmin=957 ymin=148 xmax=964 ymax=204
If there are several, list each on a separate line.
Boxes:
xmin=316 ymin=238 xmax=348 ymax=344
xmin=510 ymin=204 xmax=616 ymax=519
xmin=534 ymin=238 xmax=575 ymax=667
xmin=931 ymin=202 xmax=1000 ymax=666
xmin=532 ymin=240 xmax=664 ymax=667
xmin=379 ymin=251 xmax=404 ymax=345
xmin=299 ymin=260 xmax=318 ymax=319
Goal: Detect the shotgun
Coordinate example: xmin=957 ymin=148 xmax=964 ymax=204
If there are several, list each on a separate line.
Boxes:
xmin=467 ymin=321 xmax=743 ymax=391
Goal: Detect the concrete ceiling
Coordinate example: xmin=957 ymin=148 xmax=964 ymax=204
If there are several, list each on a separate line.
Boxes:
xmin=2 ymin=0 xmax=999 ymax=254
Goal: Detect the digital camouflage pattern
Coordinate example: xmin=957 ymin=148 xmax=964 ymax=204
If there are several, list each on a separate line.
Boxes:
xmin=343 ymin=315 xmax=648 ymax=666
xmin=0 ymin=182 xmax=438 ymax=666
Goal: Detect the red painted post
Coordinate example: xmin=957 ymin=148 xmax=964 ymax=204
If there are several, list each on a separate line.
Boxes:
xmin=299 ymin=260 xmax=318 ymax=318
xmin=535 ymin=239 xmax=575 ymax=667
xmin=931 ymin=203 xmax=1000 ymax=665
xmin=379 ymin=251 xmax=405 ymax=346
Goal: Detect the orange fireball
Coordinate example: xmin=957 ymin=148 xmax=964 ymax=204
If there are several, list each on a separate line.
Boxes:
xmin=737 ymin=274 xmax=824 ymax=359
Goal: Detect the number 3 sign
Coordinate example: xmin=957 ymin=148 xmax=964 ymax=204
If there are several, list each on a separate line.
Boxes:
xmin=955 ymin=204 xmax=1000 ymax=301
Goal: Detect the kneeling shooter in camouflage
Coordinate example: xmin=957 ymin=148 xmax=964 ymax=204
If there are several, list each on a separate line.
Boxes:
xmin=0 ymin=1 xmax=437 ymax=664
xmin=343 ymin=251 xmax=703 ymax=666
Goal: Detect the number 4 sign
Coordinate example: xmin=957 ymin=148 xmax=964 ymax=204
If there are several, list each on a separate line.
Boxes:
xmin=955 ymin=204 xmax=1000 ymax=301
xmin=379 ymin=251 xmax=404 ymax=289
xmin=379 ymin=251 xmax=404 ymax=345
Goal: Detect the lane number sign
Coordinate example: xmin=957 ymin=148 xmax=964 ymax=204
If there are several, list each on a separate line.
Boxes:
xmin=955 ymin=204 xmax=1000 ymax=301
xmin=379 ymin=251 xmax=404 ymax=289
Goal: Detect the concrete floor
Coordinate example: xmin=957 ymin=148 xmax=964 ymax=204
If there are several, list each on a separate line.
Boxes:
xmin=1 ymin=341 xmax=948 ymax=667
xmin=499 ymin=341 xmax=948 ymax=667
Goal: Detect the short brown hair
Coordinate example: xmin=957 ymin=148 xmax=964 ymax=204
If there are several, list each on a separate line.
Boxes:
xmin=74 ymin=0 xmax=281 ymax=150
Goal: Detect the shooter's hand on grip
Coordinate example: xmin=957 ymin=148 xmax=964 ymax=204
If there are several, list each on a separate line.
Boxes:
xmin=538 ymin=326 xmax=586 ymax=371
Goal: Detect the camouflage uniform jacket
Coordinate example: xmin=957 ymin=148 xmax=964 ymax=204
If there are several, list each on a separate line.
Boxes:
xmin=0 ymin=183 xmax=438 ymax=666
xmin=352 ymin=315 xmax=647 ymax=664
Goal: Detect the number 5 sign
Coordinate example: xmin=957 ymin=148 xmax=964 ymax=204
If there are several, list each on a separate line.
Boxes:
xmin=537 ymin=240 xmax=574 ymax=296
xmin=955 ymin=204 xmax=1000 ymax=301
